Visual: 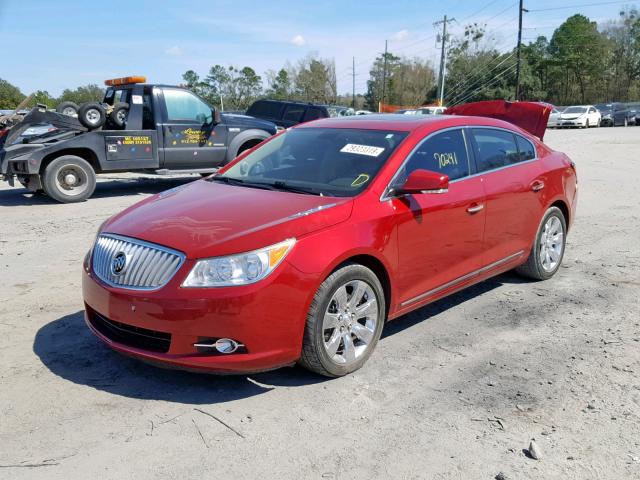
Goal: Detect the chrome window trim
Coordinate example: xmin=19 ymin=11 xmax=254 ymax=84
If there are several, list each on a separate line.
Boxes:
xmin=381 ymin=125 xmax=539 ymax=200
xmin=380 ymin=126 xmax=472 ymax=201
xmin=400 ymin=250 xmax=525 ymax=307
xmin=92 ymin=233 xmax=186 ymax=291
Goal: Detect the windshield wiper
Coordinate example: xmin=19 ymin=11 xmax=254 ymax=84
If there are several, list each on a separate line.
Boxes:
xmin=209 ymin=176 xmax=277 ymax=191
xmin=269 ymin=181 xmax=322 ymax=196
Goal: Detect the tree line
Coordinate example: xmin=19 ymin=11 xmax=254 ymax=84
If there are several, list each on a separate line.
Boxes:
xmin=2 ymin=9 xmax=640 ymax=112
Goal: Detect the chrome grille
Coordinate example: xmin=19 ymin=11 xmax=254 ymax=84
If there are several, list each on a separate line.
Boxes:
xmin=92 ymin=233 xmax=185 ymax=290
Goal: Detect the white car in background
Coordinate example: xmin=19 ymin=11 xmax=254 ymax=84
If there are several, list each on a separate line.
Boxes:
xmin=547 ymin=108 xmax=561 ymax=128
xmin=558 ymin=105 xmax=601 ymax=128
xmin=415 ymin=106 xmax=447 ymax=115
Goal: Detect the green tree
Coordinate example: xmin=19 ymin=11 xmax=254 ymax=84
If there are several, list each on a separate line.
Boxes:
xmin=265 ymin=68 xmax=293 ymax=99
xmin=58 ymin=84 xmax=105 ymax=105
xmin=0 ymin=78 xmax=26 ymax=109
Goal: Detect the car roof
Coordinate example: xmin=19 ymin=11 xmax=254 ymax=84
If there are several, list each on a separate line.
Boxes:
xmin=294 ymin=113 xmax=525 ymax=134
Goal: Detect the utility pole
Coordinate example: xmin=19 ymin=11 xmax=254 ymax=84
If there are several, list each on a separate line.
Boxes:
xmin=515 ymin=1 xmax=529 ymax=100
xmin=434 ymin=15 xmax=455 ymax=106
xmin=381 ymin=40 xmax=388 ymax=112
xmin=352 ymin=56 xmax=356 ymax=109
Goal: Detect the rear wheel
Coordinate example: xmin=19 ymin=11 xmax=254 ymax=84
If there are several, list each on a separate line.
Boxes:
xmin=42 ymin=155 xmax=96 ymax=203
xmin=516 ymin=206 xmax=567 ymax=280
xmin=624 ymin=118 xmax=628 ymax=127
xmin=78 ymin=102 xmax=106 ymax=129
xmin=299 ymin=264 xmax=385 ymax=377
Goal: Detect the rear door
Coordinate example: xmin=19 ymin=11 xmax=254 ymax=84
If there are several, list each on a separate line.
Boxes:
xmin=159 ymin=87 xmax=228 ymax=169
xmin=391 ymin=128 xmax=486 ymax=307
xmin=469 ymin=128 xmax=545 ymax=267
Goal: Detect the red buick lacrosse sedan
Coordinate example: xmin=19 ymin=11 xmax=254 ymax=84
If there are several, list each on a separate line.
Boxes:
xmin=83 ymin=101 xmax=577 ymax=377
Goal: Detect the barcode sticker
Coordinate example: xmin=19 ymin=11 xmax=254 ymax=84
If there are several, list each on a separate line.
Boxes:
xmin=340 ymin=143 xmax=385 ymax=157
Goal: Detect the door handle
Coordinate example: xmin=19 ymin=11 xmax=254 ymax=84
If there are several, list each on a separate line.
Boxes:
xmin=466 ymin=203 xmax=484 ymax=214
xmin=531 ymin=180 xmax=545 ymax=192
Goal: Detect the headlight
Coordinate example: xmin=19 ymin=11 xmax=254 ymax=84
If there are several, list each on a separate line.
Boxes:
xmin=182 ymin=238 xmax=296 ymax=287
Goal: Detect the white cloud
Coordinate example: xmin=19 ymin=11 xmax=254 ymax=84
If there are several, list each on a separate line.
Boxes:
xmin=290 ymin=34 xmax=306 ymax=47
xmin=391 ymin=29 xmax=409 ymax=41
xmin=165 ymin=46 xmax=183 ymax=56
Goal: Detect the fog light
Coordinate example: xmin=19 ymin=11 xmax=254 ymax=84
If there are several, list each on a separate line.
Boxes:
xmin=215 ymin=338 xmax=239 ymax=353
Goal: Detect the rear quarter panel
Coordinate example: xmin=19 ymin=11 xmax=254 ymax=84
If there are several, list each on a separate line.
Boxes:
xmin=536 ymin=142 xmax=578 ymax=229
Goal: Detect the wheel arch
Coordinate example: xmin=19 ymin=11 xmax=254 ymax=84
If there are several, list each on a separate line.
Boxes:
xmin=41 ymin=148 xmax=100 ymax=174
xmin=550 ymin=199 xmax=570 ymax=230
xmin=225 ymin=129 xmax=271 ymax=163
xmin=330 ymin=254 xmax=392 ymax=319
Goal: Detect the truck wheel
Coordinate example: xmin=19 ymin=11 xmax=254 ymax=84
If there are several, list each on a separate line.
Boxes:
xmin=78 ymin=102 xmax=106 ymax=129
xmin=109 ymin=102 xmax=129 ymax=128
xmin=56 ymin=101 xmax=79 ymax=116
xmin=42 ymin=155 xmax=96 ymax=203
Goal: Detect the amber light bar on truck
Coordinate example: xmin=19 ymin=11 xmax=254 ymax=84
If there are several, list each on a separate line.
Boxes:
xmin=104 ymin=76 xmax=147 ymax=86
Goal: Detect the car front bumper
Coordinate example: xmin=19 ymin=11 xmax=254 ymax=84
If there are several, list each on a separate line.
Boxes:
xmin=82 ymin=256 xmax=317 ymax=374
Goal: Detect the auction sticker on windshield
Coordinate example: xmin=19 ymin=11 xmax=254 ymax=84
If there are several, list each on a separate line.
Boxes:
xmin=340 ymin=144 xmax=385 ymax=157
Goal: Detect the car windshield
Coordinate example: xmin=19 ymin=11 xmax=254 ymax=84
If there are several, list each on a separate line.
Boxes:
xmin=564 ymin=106 xmax=587 ymax=114
xmin=595 ymin=104 xmax=612 ymax=112
xmin=215 ymin=127 xmax=408 ymax=197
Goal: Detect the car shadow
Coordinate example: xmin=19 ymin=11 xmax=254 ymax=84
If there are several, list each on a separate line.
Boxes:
xmin=33 ymin=272 xmax=529 ymax=404
xmin=382 ymin=271 xmax=528 ymax=338
xmin=0 ymin=175 xmax=200 ymax=207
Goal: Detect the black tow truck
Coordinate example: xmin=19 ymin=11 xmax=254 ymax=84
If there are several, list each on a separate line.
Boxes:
xmin=0 ymin=76 xmax=277 ymax=203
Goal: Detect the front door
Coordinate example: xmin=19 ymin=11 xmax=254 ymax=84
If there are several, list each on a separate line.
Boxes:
xmin=160 ymin=88 xmax=228 ymax=169
xmin=392 ymin=128 xmax=486 ymax=307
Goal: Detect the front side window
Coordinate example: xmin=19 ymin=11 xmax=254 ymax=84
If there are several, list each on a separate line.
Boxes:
xmin=163 ymin=89 xmax=212 ymax=123
xmin=397 ymin=129 xmax=470 ymax=184
xmin=217 ymin=128 xmax=408 ymax=197
xmin=471 ymin=129 xmax=520 ymax=172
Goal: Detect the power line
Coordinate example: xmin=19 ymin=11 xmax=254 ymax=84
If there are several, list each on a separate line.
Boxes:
xmin=445 ymin=51 xmax=517 ymax=100
xmin=528 ymin=0 xmax=630 ymax=12
xmin=449 ymin=62 xmax=519 ymax=106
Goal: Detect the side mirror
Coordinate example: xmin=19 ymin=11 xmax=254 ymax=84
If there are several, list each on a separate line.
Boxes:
xmin=397 ymin=169 xmax=449 ymax=195
xmin=213 ymin=109 xmax=221 ymax=124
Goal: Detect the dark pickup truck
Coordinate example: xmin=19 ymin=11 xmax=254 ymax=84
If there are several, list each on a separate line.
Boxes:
xmin=0 ymin=78 xmax=276 ymax=202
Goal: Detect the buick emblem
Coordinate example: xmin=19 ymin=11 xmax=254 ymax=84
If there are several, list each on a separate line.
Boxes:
xmin=111 ymin=251 xmax=128 ymax=276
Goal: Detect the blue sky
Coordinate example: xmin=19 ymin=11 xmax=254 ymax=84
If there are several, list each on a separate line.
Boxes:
xmin=0 ymin=0 xmax=630 ymax=96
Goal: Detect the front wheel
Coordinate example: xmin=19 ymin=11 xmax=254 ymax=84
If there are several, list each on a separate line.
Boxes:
xmin=299 ymin=264 xmax=385 ymax=377
xmin=516 ymin=206 xmax=567 ymax=280
xmin=42 ymin=155 xmax=96 ymax=203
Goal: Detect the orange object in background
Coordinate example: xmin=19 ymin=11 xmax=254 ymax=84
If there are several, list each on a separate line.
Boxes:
xmin=104 ymin=76 xmax=147 ymax=86
xmin=378 ymin=101 xmax=443 ymax=113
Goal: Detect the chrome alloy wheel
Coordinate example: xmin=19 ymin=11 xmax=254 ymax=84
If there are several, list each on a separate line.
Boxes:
xmin=539 ymin=215 xmax=564 ymax=272
xmin=55 ymin=165 xmax=89 ymax=196
xmin=322 ymin=280 xmax=378 ymax=365
xmin=85 ymin=108 xmax=101 ymax=126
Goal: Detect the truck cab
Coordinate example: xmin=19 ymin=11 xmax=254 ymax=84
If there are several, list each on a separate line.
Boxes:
xmin=1 ymin=77 xmax=277 ymax=203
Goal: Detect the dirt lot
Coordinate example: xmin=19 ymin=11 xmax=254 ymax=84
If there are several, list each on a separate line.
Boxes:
xmin=0 ymin=127 xmax=639 ymax=480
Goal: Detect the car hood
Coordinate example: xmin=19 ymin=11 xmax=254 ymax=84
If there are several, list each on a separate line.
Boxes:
xmin=560 ymin=113 xmax=585 ymax=119
xmin=221 ymin=113 xmax=277 ymax=135
xmin=102 ymin=180 xmax=353 ymax=258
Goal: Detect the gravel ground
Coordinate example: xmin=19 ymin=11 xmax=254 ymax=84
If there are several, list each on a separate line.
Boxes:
xmin=0 ymin=127 xmax=639 ymax=479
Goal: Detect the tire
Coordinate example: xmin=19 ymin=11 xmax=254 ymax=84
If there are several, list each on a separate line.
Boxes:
xmin=77 ymin=102 xmax=106 ymax=129
xmin=624 ymin=118 xmax=628 ymax=127
xmin=109 ymin=102 xmax=129 ymax=128
xmin=585 ymin=119 xmax=590 ymax=128
xmin=299 ymin=263 xmax=386 ymax=377
xmin=42 ymin=155 xmax=96 ymax=203
xmin=516 ymin=206 xmax=567 ymax=281
xmin=55 ymin=101 xmax=79 ymax=116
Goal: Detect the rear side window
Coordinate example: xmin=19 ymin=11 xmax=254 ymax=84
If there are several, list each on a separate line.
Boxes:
xmin=303 ymin=107 xmax=325 ymax=122
xmin=247 ymin=101 xmax=281 ymax=119
xmin=399 ymin=129 xmax=470 ymax=182
xmin=283 ymin=105 xmax=305 ymax=123
xmin=515 ymin=135 xmax=536 ymax=161
xmin=471 ymin=129 xmax=520 ymax=172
